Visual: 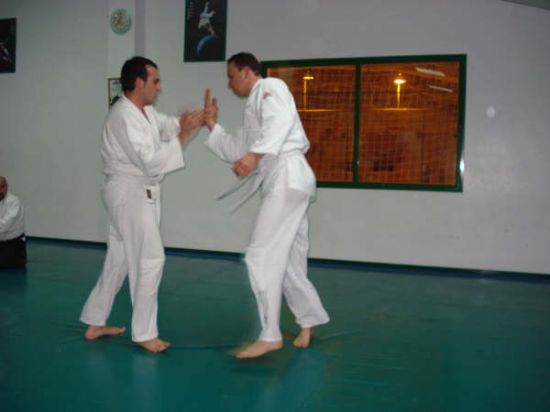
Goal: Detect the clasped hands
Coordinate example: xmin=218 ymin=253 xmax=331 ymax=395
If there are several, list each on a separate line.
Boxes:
xmin=179 ymin=89 xmax=260 ymax=177
xmin=178 ymin=88 xmax=217 ymax=144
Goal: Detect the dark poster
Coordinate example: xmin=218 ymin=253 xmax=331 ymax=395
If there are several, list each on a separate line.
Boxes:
xmin=184 ymin=0 xmax=227 ymax=62
xmin=0 ymin=18 xmax=16 ymax=73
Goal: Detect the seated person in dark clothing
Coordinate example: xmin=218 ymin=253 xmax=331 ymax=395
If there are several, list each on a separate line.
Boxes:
xmin=0 ymin=176 xmax=26 ymax=269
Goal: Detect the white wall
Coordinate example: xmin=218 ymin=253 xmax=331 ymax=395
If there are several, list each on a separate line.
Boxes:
xmin=1 ymin=0 xmax=549 ymax=274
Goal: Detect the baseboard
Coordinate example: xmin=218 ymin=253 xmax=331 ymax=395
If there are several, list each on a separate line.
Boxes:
xmin=27 ymin=236 xmax=550 ymax=281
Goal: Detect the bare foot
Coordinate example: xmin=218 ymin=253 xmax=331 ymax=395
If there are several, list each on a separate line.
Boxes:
xmin=234 ymin=340 xmax=283 ymax=359
xmin=84 ymin=325 xmax=126 ymax=340
xmin=293 ymin=327 xmax=313 ymax=348
xmin=137 ymin=337 xmax=171 ymax=353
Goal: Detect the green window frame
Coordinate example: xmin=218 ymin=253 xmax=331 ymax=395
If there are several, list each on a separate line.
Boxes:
xmin=262 ymin=54 xmax=466 ymax=192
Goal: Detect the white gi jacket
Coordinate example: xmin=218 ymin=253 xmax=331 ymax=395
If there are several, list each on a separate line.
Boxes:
xmin=205 ymin=77 xmax=316 ymax=203
xmin=0 ymin=192 xmax=24 ymax=241
xmin=102 ymin=95 xmax=184 ymax=182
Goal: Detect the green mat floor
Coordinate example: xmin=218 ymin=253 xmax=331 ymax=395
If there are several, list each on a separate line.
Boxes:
xmin=1 ymin=239 xmax=549 ymax=412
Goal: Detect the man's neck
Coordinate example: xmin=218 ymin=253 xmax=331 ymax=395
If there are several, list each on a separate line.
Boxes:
xmin=125 ymin=92 xmax=146 ymax=112
xmin=247 ymin=76 xmax=261 ymax=95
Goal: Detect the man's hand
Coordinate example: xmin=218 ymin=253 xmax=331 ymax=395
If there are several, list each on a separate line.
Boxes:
xmin=204 ymin=88 xmax=218 ymax=131
xmin=232 ymin=152 xmax=263 ymax=177
xmin=178 ymin=110 xmax=204 ymax=145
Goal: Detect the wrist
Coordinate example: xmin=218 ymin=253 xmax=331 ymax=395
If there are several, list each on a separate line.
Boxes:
xmin=178 ymin=128 xmax=191 ymax=143
xmin=206 ymin=121 xmax=216 ymax=132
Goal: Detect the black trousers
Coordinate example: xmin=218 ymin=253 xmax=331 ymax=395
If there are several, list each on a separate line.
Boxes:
xmin=0 ymin=234 xmax=27 ymax=269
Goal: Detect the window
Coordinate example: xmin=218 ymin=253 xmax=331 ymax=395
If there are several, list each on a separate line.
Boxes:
xmin=263 ymin=55 xmax=466 ymax=191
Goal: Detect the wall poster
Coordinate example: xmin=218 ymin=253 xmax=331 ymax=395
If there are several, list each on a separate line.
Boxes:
xmin=184 ymin=0 xmax=227 ymax=62
xmin=0 ymin=18 xmax=16 ymax=73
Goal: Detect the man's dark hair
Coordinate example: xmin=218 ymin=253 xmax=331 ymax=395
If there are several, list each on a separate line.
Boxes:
xmin=227 ymin=52 xmax=262 ymax=76
xmin=120 ymin=56 xmax=158 ymax=92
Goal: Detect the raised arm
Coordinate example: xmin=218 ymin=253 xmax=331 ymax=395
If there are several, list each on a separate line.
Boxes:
xmin=178 ymin=109 xmax=204 ymax=145
xmin=204 ymin=88 xmax=218 ymax=131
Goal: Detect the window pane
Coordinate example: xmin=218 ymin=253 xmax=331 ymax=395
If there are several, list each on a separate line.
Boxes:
xmin=359 ymin=62 xmax=460 ymax=185
xmin=267 ymin=65 xmax=356 ymax=182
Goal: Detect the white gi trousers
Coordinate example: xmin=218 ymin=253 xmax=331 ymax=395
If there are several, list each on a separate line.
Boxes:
xmin=80 ymin=176 xmax=165 ymax=342
xmin=245 ymin=184 xmax=330 ymax=342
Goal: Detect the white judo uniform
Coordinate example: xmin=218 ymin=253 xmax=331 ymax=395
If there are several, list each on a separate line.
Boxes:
xmin=205 ymin=77 xmax=330 ymax=342
xmin=0 ymin=191 xmax=26 ymax=269
xmin=0 ymin=192 xmax=24 ymax=242
xmin=80 ymin=95 xmax=184 ymax=342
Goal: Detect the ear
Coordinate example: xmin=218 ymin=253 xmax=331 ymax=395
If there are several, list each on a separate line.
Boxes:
xmin=135 ymin=76 xmax=145 ymax=90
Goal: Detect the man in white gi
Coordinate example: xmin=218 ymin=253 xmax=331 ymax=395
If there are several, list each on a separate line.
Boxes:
xmin=203 ymin=52 xmax=330 ymax=358
xmin=0 ymin=176 xmax=27 ymax=269
xmin=80 ymin=56 xmax=203 ymax=353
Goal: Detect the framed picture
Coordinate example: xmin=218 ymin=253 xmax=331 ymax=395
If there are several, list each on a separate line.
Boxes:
xmin=0 ymin=18 xmax=16 ymax=73
xmin=184 ymin=0 xmax=227 ymax=62
xmin=108 ymin=78 xmax=122 ymax=107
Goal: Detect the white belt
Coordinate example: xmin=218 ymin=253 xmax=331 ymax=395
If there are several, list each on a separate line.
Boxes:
xmin=106 ymin=174 xmax=161 ymax=186
xmin=216 ymin=151 xmax=304 ymax=213
xmin=216 ymin=171 xmax=262 ymax=213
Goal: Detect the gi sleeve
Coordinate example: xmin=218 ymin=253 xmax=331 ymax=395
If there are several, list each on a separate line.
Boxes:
xmin=121 ymin=114 xmax=184 ymax=177
xmin=205 ymin=124 xmax=249 ymax=163
xmin=0 ymin=197 xmax=22 ymax=233
xmin=152 ymin=110 xmax=180 ymax=142
xmin=248 ymin=83 xmax=294 ymax=156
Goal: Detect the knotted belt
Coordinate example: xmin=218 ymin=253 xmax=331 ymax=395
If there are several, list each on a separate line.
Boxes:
xmin=215 ymin=151 xmax=303 ymax=213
